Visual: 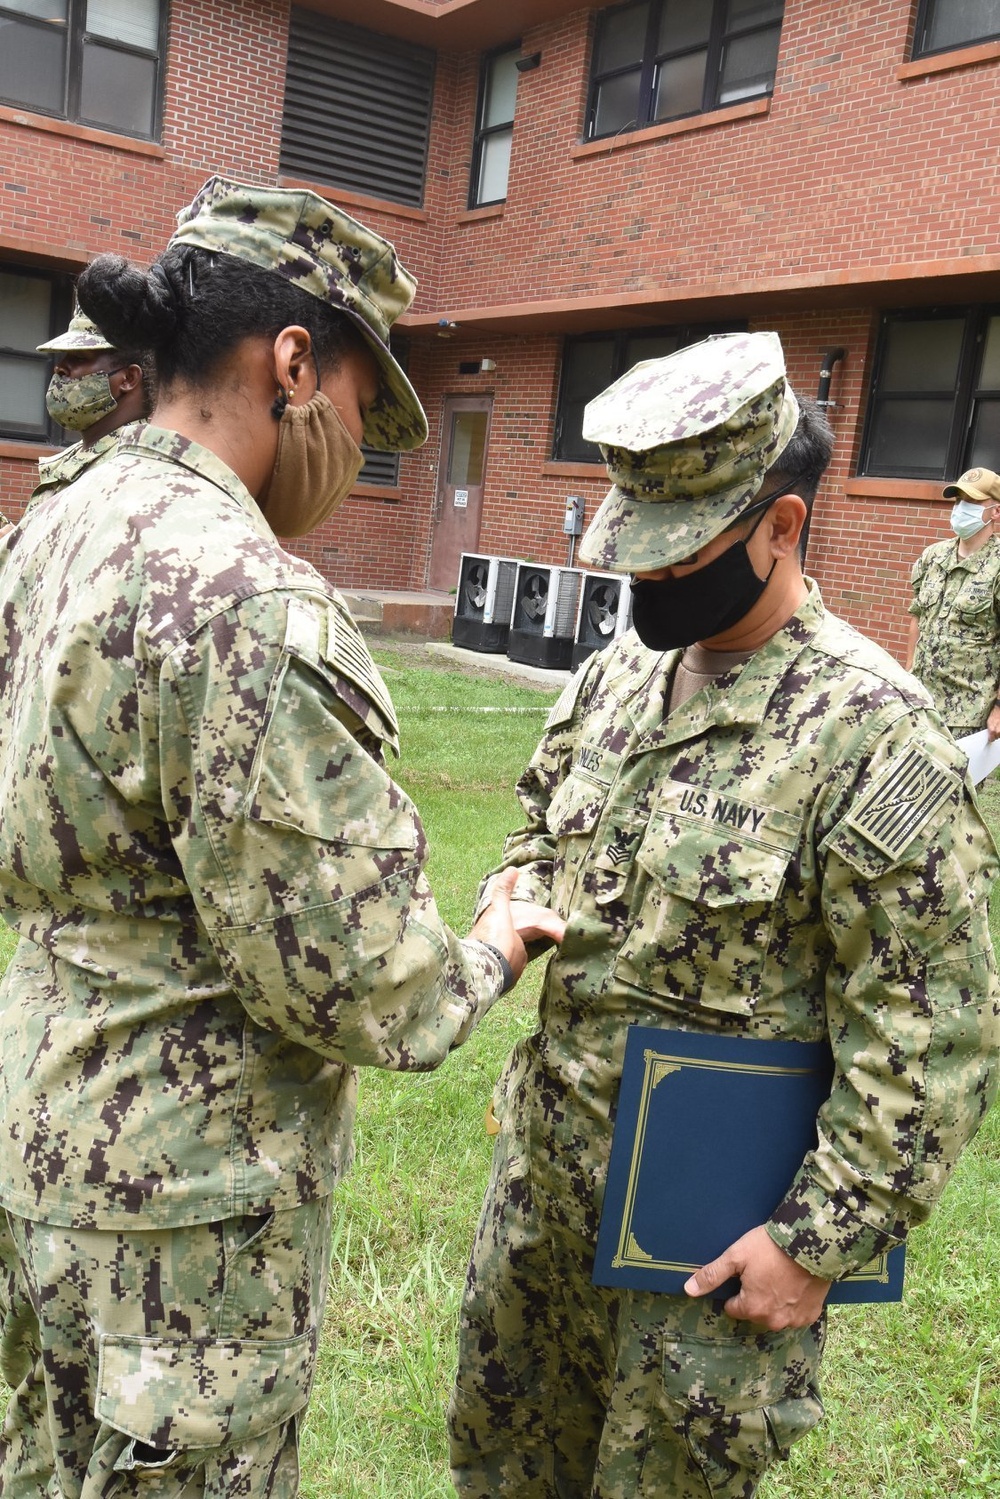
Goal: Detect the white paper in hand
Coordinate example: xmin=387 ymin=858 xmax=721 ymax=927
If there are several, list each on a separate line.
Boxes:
xmin=956 ymin=729 xmax=1000 ymax=786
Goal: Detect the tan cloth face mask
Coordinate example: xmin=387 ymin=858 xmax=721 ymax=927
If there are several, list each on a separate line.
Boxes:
xmin=258 ymin=391 xmax=365 ymax=537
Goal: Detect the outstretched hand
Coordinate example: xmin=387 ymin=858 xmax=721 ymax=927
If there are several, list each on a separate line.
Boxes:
xmin=684 ymin=1224 xmax=832 ymax=1330
xmin=468 ymin=869 xmax=565 ymax=988
xmin=510 ymin=898 xmax=566 ymax=948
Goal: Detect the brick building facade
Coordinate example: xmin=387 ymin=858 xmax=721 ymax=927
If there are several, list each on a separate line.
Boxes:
xmin=2 ymin=0 xmax=999 ymax=661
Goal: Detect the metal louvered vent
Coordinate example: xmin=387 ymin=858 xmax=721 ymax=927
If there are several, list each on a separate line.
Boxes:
xmin=358 ymin=448 xmax=400 ymax=486
xmin=281 ymin=9 xmax=436 ymax=208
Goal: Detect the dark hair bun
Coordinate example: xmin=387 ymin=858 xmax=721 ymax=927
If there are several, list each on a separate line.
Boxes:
xmin=76 ymin=252 xmax=180 ymax=352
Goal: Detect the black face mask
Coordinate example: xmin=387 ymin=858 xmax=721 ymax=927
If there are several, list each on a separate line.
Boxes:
xmin=630 ymin=496 xmax=779 ymax=651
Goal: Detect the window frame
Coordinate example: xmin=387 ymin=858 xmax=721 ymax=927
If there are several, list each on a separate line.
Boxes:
xmin=586 ymin=0 xmax=784 ymax=140
xmin=911 ymin=0 xmax=1000 ymax=60
xmin=552 ymin=322 xmax=746 ymax=462
xmin=0 ymin=0 xmax=168 ymax=141
xmin=859 ymin=304 xmax=1000 ymax=481
xmin=468 ymin=41 xmax=520 ymax=209
xmin=0 ymin=261 xmax=75 ymax=444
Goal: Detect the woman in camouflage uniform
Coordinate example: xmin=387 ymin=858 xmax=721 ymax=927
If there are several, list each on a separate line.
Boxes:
xmin=0 ymin=177 xmax=559 ymax=1499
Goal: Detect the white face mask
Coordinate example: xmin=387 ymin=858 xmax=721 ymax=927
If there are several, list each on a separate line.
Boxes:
xmin=950 ymin=500 xmax=990 ymax=540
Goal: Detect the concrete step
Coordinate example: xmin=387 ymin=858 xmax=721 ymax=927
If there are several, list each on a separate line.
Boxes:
xmin=341 ymin=589 xmax=455 ymax=640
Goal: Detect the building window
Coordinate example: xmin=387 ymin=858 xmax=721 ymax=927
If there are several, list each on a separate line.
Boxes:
xmin=860 ymin=307 xmax=1000 ymax=481
xmin=587 ymin=0 xmax=784 ymax=139
xmin=553 ymin=323 xmax=744 ymax=461
xmin=912 ymin=0 xmax=1000 ymax=58
xmin=281 ymin=9 xmax=436 ymax=209
xmin=469 ymin=45 xmax=520 ymax=207
xmin=0 ymin=263 xmax=73 ymax=442
xmin=0 ymin=0 xmax=166 ymax=139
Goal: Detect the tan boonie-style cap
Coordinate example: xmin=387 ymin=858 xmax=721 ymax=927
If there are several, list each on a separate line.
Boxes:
xmin=36 ymin=308 xmax=115 ymax=354
xmin=170 ymin=176 xmax=428 ymax=452
xmin=942 ymin=467 xmax=1000 ymax=504
xmin=579 ymin=331 xmax=799 ymax=572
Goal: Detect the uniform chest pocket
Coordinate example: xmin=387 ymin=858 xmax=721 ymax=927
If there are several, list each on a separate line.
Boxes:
xmin=614 ymin=811 xmax=796 ymax=1017
xmin=954 ymin=576 xmax=998 ymax=633
xmin=545 ymin=769 xmax=609 ymax=838
xmin=544 ymin=770 xmax=612 ymax=915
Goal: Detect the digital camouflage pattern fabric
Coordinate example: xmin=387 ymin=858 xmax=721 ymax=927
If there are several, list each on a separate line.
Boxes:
xmin=0 ymin=1197 xmax=331 ymax=1498
xmin=910 ymin=535 xmax=1000 ymax=737
xmin=0 ymin=421 xmax=507 ymax=1233
xmin=36 ymin=308 xmax=114 ymax=354
xmin=449 ymin=584 xmax=1000 ymax=1497
xmin=579 ymin=332 xmax=799 ymax=573
xmin=31 ymin=429 xmax=126 ymax=503
xmin=171 ymin=176 xmax=427 ymax=452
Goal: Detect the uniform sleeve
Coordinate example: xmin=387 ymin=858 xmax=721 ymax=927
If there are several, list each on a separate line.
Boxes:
xmin=159 ymin=592 xmax=506 ymax=1070
xmin=908 ymin=546 xmax=930 ymax=617
xmin=766 ymin=714 xmax=1000 ymax=1280
xmin=473 ymin=664 xmax=593 ymax=918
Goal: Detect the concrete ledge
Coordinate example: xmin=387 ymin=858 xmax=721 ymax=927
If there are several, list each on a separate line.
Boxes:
xmin=342 ymin=590 xmax=455 ymax=640
xmin=426 ymin=641 xmax=570 ymax=689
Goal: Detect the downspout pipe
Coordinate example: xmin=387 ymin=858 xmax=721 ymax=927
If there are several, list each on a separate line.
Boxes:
xmin=801 ymin=349 xmax=845 ymax=565
xmin=816 ymin=347 xmax=845 ymax=409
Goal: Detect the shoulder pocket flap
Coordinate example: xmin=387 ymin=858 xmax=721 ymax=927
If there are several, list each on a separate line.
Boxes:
xmin=636 ymin=814 xmax=793 ymax=908
xmin=96 ymin=1331 xmax=317 ymax=1451
xmin=249 ymin=656 xmax=417 ymax=851
xmin=545 ymin=770 xmax=607 ymax=838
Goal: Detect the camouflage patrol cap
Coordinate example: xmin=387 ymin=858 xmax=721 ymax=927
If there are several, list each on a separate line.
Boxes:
xmin=170 ymin=175 xmax=427 ymax=452
xmin=942 ymin=467 xmax=1000 ymax=504
xmin=36 ymin=308 xmax=115 ymax=354
xmin=579 ymin=331 xmax=799 ymax=572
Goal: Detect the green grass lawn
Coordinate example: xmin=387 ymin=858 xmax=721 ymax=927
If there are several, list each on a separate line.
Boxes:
xmin=0 ymin=647 xmax=997 ymax=1496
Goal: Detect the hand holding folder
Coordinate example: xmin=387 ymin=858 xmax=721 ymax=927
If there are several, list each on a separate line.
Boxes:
xmin=683 ymin=1223 xmax=833 ymax=1330
xmin=593 ymin=1026 xmax=905 ymax=1309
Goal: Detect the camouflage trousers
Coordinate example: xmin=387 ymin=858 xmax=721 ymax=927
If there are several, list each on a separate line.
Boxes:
xmin=449 ymin=1146 xmax=826 ymax=1498
xmin=0 ymin=1197 xmax=333 ymax=1499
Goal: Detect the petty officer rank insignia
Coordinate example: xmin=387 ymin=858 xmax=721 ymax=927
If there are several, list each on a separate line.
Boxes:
xmin=845 ymin=745 xmax=958 ymax=862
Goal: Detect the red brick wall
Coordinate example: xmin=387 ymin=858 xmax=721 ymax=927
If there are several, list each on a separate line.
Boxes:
xmin=296 ymin=303 xmax=957 ymax=671
xmin=3 ymin=0 xmax=997 ymax=665
xmin=424 ymin=2 xmax=1000 ymax=307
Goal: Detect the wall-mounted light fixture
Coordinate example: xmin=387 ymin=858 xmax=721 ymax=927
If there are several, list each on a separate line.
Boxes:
xmin=515 ymin=52 xmax=541 ymax=72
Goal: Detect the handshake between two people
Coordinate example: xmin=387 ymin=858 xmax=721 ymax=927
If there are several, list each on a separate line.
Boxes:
xmin=467 ymin=867 xmax=566 ymax=990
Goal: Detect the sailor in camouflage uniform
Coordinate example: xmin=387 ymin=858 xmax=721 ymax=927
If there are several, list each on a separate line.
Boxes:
xmin=0 ymin=177 xmax=559 ymax=1499
xmin=907 ymin=466 xmax=1000 ymax=740
xmin=32 ymin=307 xmax=152 ymax=503
xmin=449 ymin=332 xmax=1000 ymax=1498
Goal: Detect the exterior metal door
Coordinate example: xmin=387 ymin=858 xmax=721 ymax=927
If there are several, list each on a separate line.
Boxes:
xmin=429 ymin=395 xmax=492 ymax=591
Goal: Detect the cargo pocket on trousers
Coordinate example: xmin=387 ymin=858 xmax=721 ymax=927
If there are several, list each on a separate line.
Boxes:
xmin=640 ymin=1327 xmax=824 ymax=1498
xmin=96 ymin=1330 xmax=318 ymax=1457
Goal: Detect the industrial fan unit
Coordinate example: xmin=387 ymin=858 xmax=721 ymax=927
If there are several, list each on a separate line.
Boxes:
xmin=571 ymin=571 xmax=633 ymax=670
xmin=451 ymin=553 xmax=520 ymax=653
xmin=507 ymin=564 xmax=583 ymax=670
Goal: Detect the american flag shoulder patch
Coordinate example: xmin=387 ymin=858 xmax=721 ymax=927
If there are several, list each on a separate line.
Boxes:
xmin=846 ymin=746 xmax=959 ymax=861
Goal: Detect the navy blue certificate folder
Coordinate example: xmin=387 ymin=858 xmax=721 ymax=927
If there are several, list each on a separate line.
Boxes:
xmin=593 ymin=1025 xmax=905 ymax=1303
